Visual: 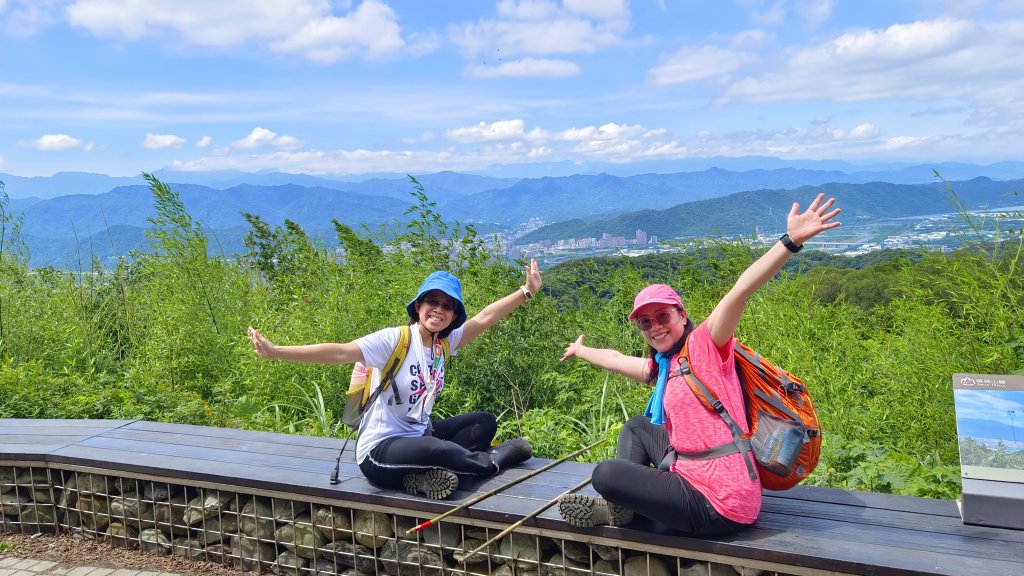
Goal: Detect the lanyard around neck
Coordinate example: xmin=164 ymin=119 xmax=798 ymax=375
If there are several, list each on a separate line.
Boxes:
xmin=409 ymin=332 xmax=444 ymax=419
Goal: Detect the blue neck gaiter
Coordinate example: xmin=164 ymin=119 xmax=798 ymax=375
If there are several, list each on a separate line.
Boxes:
xmin=644 ymin=352 xmax=672 ymax=425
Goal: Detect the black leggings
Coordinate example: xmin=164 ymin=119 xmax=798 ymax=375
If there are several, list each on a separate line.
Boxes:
xmin=592 ymin=415 xmax=748 ymax=536
xmin=359 ymin=411 xmax=497 ymax=489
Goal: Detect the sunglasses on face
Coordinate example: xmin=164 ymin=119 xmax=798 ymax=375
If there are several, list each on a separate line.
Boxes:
xmin=635 ymin=310 xmax=677 ymax=332
xmin=422 ymin=297 xmax=456 ymax=313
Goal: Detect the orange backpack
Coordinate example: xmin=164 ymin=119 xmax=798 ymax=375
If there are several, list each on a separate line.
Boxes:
xmin=673 ymin=340 xmax=821 ymax=491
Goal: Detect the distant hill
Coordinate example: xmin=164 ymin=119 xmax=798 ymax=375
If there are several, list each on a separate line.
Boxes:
xmin=440 ymin=167 xmax=887 ymax=224
xmin=7 ymin=165 xmax=1024 ymax=268
xmin=0 ymin=172 xmax=147 ymax=199
xmin=518 ymin=177 xmax=1024 ymax=243
xmin=0 ymin=169 xmax=520 ymax=202
xmin=18 ymin=183 xmax=411 ymax=240
xmin=440 ymin=165 xmax=1024 ymax=225
xmin=956 ymin=417 xmax=1022 ymax=442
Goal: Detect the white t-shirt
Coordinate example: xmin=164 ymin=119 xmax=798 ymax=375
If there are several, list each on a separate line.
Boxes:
xmin=352 ymin=325 xmax=464 ymax=463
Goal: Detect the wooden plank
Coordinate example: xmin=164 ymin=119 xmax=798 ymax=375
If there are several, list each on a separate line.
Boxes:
xmin=122 ymin=420 xmax=344 ymax=448
xmin=9 ymin=418 xmax=1024 ymax=576
xmin=762 ymin=497 xmax=1024 ymax=544
xmin=1 ymin=444 xmax=86 ymax=459
xmin=100 ymin=428 xmax=348 ymax=461
xmin=768 ymin=484 xmax=962 ymax=518
xmin=0 ymin=420 xmax=133 ymax=458
xmin=517 ymin=506 xmax=1024 ymax=576
xmin=71 ymin=435 xmax=341 ymax=472
xmin=0 ymin=419 xmax=133 ymax=429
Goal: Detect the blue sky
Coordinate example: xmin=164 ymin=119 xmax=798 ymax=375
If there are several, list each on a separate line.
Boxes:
xmin=2 ymin=0 xmax=1023 ymax=177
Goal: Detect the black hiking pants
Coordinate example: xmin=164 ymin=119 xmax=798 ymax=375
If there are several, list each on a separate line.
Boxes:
xmin=592 ymin=414 xmax=748 ymax=536
xmin=359 ymin=411 xmax=497 ymax=488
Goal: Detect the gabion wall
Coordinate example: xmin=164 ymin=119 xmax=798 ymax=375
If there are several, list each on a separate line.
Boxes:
xmin=1 ymin=465 xmax=791 ymax=576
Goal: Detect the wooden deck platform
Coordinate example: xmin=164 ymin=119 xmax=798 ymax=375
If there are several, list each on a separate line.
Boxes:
xmin=3 ymin=418 xmax=1024 ymax=576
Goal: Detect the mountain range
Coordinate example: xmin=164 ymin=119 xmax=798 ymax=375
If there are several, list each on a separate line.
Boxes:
xmin=4 ymin=161 xmax=1024 ymax=268
xmin=519 ymin=177 xmax=1024 ymax=244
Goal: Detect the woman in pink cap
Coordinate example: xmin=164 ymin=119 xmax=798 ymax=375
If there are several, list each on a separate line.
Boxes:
xmin=557 ymin=194 xmax=840 ymax=535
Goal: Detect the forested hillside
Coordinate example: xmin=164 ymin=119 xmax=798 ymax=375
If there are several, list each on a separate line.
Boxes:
xmin=1 ymin=176 xmax=1021 ymax=500
xmin=520 ymin=177 xmax=1024 ymax=243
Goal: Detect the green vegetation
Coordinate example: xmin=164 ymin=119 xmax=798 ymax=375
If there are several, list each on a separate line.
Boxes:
xmin=1 ymin=175 xmax=1022 ymax=501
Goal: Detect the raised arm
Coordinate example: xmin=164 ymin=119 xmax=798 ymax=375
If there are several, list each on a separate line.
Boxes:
xmin=459 ymin=259 xmax=542 ymax=347
xmin=247 ymin=326 xmax=365 ymax=365
xmin=561 ymin=334 xmax=650 ymax=384
xmin=706 ymin=193 xmax=841 ymax=348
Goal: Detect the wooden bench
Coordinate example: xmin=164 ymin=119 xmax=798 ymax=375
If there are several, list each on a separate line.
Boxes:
xmin=2 ymin=418 xmax=1023 ymax=576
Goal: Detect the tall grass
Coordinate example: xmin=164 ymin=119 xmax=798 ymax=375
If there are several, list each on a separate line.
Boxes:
xmin=0 ymin=175 xmax=1019 ymax=498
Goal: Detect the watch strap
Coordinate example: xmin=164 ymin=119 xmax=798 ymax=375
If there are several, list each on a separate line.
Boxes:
xmin=780 ymin=233 xmax=803 ymax=253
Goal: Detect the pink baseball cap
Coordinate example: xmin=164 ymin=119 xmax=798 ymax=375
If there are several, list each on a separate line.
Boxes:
xmin=628 ymin=284 xmax=684 ymax=320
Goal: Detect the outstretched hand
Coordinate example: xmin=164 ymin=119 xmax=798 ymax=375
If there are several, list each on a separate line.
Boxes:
xmin=561 ymin=334 xmax=585 ymax=362
xmin=247 ymin=326 xmax=276 ymax=359
xmin=786 ymin=193 xmax=842 ymax=245
xmin=524 ymin=258 xmax=542 ymax=293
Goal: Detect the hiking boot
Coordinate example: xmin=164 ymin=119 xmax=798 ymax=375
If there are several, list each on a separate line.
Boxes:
xmin=558 ymin=493 xmax=633 ymax=527
xmin=403 ymin=469 xmax=459 ymax=500
xmin=490 ymin=438 xmax=532 ymax=473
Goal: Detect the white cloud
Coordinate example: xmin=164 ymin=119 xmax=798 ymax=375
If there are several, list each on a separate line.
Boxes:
xmin=143 ymin=132 xmax=186 ymax=149
xmin=560 ymin=123 xmax=645 ymax=141
xmin=885 ymin=135 xmax=934 ymax=150
xmin=446 ymin=119 xmax=541 ymax=142
xmin=0 ymin=0 xmax=59 ymax=36
xmin=742 ymin=0 xmax=787 ymax=26
xmin=449 ymin=0 xmax=630 ymax=58
xmin=795 ymin=0 xmax=835 ymax=26
xmin=563 ymin=0 xmax=628 ymax=20
xmin=270 ymin=0 xmax=405 ymax=63
xmin=30 ymin=133 xmax=83 ymax=151
xmin=196 ymin=136 xmax=212 ymax=148
xmin=232 ymin=127 xmax=299 ymax=149
xmin=496 ymin=0 xmax=559 ymax=21
xmin=65 ymin=0 xmax=409 ymax=63
xmin=649 ymin=45 xmax=757 ymax=86
xmin=732 ymin=28 xmax=772 ymax=48
xmin=849 ymin=123 xmax=878 ymax=139
xmin=466 ymin=58 xmax=580 ymax=78
xmin=719 ymin=18 xmax=1024 ymax=106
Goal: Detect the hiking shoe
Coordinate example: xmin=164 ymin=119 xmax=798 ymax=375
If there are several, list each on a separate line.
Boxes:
xmin=403 ymin=469 xmax=459 ymax=500
xmin=558 ymin=493 xmax=633 ymax=527
xmin=490 ymin=438 xmax=533 ymax=473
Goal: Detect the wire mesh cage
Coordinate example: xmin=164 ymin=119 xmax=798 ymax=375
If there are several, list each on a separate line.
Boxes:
xmin=2 ymin=465 xmax=790 ymax=576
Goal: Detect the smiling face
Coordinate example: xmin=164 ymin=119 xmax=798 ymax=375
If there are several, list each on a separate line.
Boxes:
xmin=414 ymin=290 xmax=457 ymax=334
xmin=634 ymin=304 xmax=685 ymax=354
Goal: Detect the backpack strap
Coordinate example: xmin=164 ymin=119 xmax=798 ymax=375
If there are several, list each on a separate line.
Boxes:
xmin=363 ymin=326 xmax=451 ymax=412
xmin=363 ymin=325 xmax=412 ymax=411
xmin=734 ymin=343 xmax=806 ymax=407
xmin=673 ymin=343 xmax=758 ymax=481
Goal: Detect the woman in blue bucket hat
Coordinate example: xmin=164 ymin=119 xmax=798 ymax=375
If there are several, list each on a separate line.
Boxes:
xmin=248 ymin=260 xmax=541 ymax=499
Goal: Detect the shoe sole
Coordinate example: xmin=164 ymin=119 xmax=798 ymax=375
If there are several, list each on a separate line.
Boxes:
xmin=403 ymin=469 xmax=458 ymax=500
xmin=558 ymin=494 xmax=633 ymax=527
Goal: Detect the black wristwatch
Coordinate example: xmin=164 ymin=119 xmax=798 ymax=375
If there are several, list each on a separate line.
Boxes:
xmin=780 ymin=233 xmax=803 ymax=253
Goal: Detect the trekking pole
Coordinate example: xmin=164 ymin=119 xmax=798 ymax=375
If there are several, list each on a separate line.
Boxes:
xmin=461 ymin=477 xmax=592 ymax=563
xmin=328 ymin=431 xmax=355 ymax=485
xmin=404 ymin=438 xmax=605 ymax=535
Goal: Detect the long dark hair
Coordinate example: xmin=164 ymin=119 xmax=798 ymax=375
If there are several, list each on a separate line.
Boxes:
xmin=645 ymin=308 xmax=695 ymax=384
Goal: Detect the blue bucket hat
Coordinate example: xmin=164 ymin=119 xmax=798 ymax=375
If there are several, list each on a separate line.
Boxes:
xmin=407 ymin=271 xmax=468 ymax=331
